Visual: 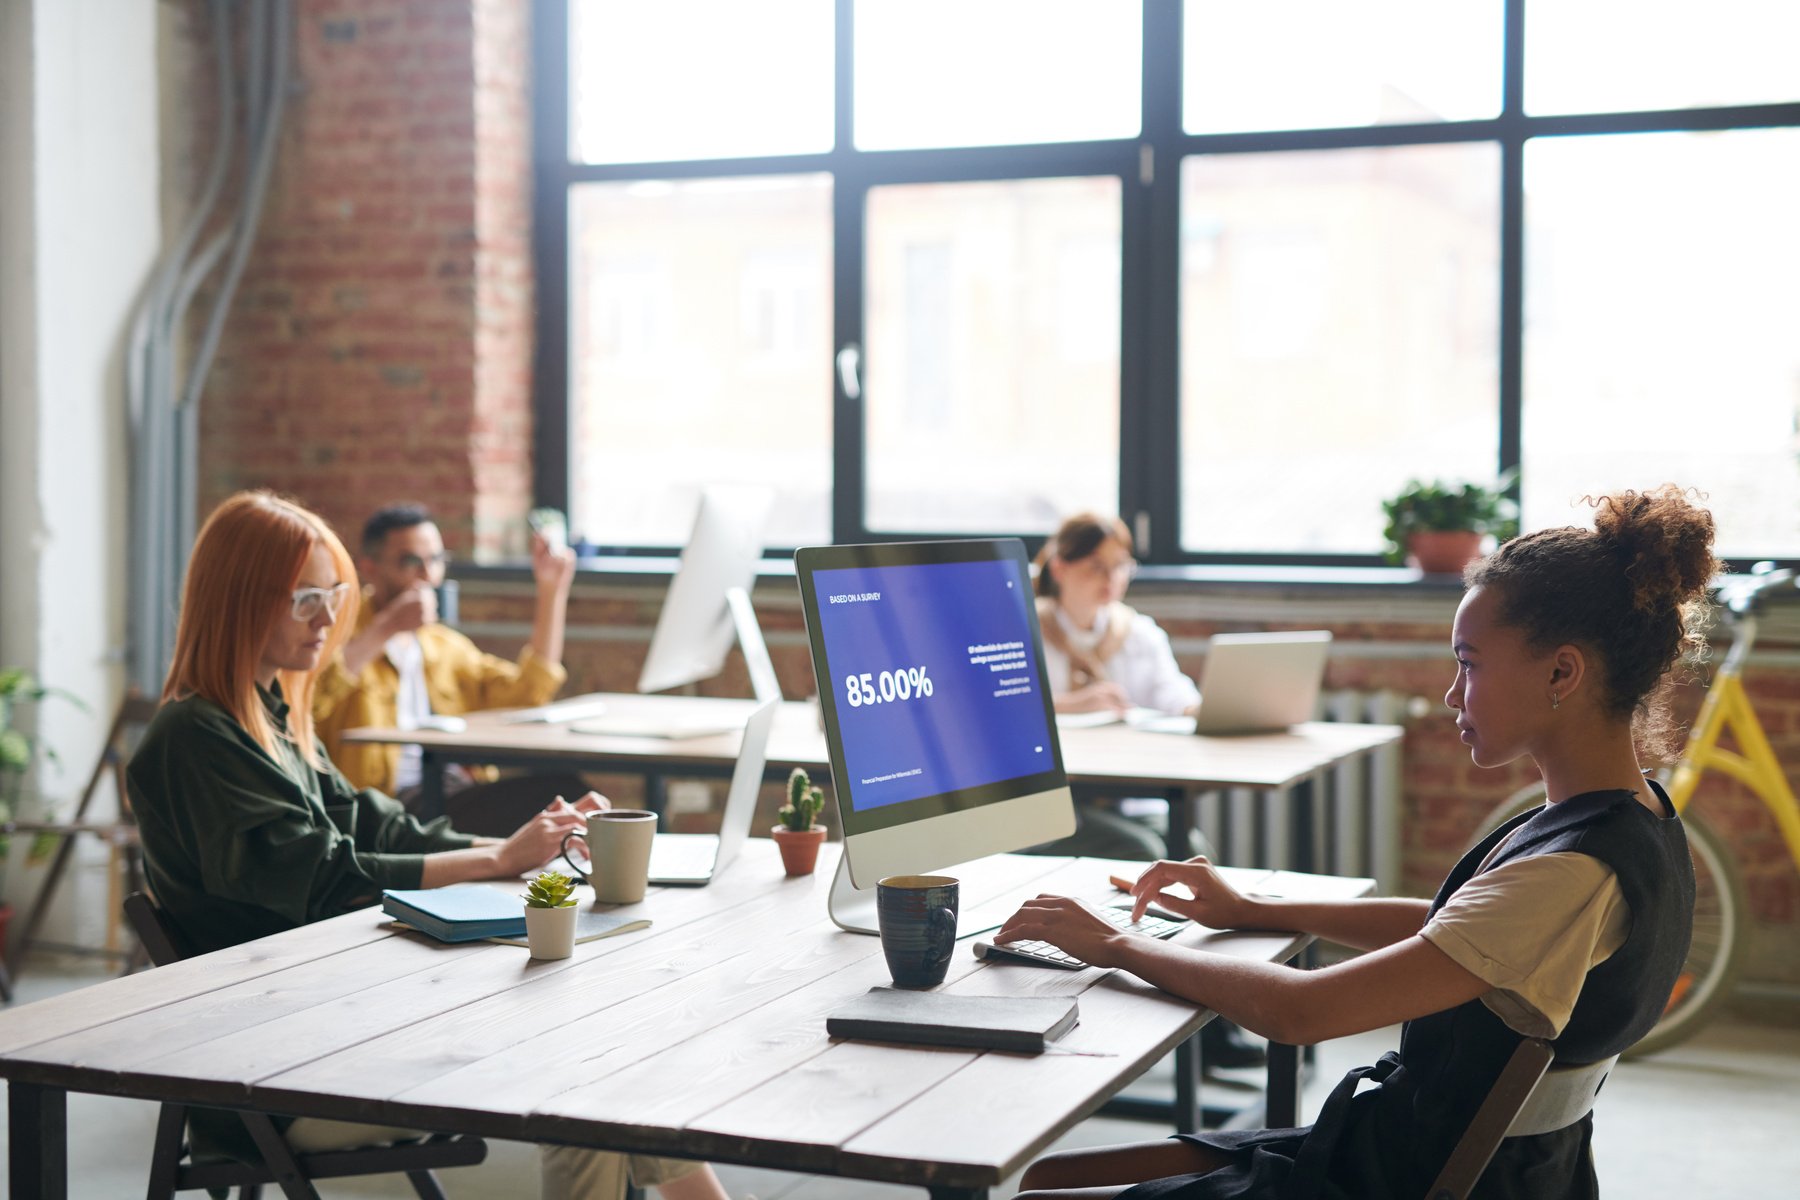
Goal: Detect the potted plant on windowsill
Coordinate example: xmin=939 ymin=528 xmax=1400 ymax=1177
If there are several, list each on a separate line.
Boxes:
xmin=1381 ymin=475 xmax=1520 ymax=575
xmin=771 ymin=768 xmax=827 ymax=877
xmin=521 ymin=869 xmax=579 ymax=959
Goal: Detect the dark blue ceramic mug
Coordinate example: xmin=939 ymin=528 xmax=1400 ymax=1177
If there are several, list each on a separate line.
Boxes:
xmin=876 ymin=874 xmax=959 ymax=988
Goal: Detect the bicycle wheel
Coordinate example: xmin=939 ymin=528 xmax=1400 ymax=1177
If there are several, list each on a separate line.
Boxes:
xmin=1473 ymin=784 xmax=1747 ymax=1057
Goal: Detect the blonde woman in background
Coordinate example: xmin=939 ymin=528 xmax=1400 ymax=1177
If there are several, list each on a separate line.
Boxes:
xmin=1036 ymin=513 xmax=1199 ymax=719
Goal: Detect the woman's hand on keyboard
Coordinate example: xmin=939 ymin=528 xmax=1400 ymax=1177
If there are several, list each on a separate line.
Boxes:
xmin=1126 ymin=857 xmax=1250 ymax=929
xmin=995 ymin=895 xmax=1132 ymax=969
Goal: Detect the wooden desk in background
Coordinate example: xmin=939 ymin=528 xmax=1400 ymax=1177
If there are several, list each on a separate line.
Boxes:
xmin=343 ymin=692 xmax=1403 ymax=871
xmin=1 ymin=845 xmax=1373 ymax=1200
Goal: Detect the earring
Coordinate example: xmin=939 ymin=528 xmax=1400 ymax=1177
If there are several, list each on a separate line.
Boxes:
xmin=1550 ymin=692 xmax=1561 ymax=711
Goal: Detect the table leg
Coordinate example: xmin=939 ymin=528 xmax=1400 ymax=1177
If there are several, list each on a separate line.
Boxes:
xmin=9 ymin=1081 xmax=68 ymax=1200
xmin=1266 ymin=1041 xmax=1303 ymax=1128
xmin=1164 ymin=785 xmax=1191 ymax=860
xmin=419 ymin=751 xmax=448 ymax=821
xmin=1290 ymin=774 xmax=1316 ymax=875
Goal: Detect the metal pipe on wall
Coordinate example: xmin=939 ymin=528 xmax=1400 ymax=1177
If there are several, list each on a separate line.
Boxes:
xmin=126 ymin=0 xmax=291 ymax=695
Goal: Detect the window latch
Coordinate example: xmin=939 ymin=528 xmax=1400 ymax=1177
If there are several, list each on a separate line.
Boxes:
xmin=836 ymin=343 xmax=862 ymax=401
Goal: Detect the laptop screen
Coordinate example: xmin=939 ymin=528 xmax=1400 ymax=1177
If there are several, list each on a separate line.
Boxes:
xmin=796 ymin=540 xmax=1066 ymax=836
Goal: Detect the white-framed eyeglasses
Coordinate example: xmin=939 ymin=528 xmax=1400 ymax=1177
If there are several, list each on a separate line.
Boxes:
xmin=1081 ymin=555 xmax=1138 ymax=582
xmin=290 ymin=582 xmax=350 ymax=622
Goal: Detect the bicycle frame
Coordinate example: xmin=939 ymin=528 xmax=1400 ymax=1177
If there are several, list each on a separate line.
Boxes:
xmin=1663 ymin=609 xmax=1800 ymax=872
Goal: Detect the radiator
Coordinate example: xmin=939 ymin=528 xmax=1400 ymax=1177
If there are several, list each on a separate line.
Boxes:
xmin=1193 ymin=689 xmax=1407 ymax=895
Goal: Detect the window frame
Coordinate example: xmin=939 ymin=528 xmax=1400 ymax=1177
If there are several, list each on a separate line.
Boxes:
xmin=532 ymin=0 xmax=1800 ymax=566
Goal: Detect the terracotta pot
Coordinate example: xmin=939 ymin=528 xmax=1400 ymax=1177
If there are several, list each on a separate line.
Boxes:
xmin=771 ymin=825 xmax=827 ymax=876
xmin=1406 ymin=529 xmax=1483 ymax=575
xmin=524 ymin=903 xmax=577 ymax=960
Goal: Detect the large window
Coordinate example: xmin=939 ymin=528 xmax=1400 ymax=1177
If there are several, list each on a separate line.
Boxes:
xmin=535 ymin=0 xmax=1800 ymax=563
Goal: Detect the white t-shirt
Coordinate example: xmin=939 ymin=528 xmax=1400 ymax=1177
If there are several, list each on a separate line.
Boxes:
xmin=385 ymin=632 xmax=430 ymax=793
xmin=1421 ymin=843 xmax=1631 ymax=1038
xmin=1043 ymin=605 xmax=1201 ymax=716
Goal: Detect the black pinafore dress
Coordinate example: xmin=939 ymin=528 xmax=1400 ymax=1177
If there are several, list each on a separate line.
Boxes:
xmin=1122 ymin=783 xmax=1694 ymax=1200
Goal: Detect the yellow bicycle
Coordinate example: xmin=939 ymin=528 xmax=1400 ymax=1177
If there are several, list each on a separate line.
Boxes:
xmin=1478 ymin=565 xmax=1800 ymax=1055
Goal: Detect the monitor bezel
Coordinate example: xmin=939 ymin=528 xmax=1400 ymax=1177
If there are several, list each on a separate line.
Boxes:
xmin=794 ymin=538 xmax=1068 ymax=840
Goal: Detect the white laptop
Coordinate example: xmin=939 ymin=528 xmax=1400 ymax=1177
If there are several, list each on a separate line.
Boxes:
xmin=1186 ymin=630 xmax=1332 ymax=734
xmin=646 ymin=699 xmax=778 ymax=886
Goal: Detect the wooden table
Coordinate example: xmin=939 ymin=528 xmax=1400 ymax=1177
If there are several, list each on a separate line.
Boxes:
xmin=344 ymin=693 xmax=1403 ymax=868
xmin=1 ymin=844 xmax=1372 ymax=1200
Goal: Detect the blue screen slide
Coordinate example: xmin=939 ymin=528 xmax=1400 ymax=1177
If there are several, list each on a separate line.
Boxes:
xmin=813 ymin=558 xmax=1052 ymax=812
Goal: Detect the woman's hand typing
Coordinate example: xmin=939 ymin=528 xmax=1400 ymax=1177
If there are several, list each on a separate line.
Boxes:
xmin=1125 ymin=856 xmax=1256 ymax=929
xmin=995 ymin=895 xmax=1133 ymax=968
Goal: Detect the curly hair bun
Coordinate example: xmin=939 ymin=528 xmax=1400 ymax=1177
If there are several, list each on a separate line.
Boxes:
xmin=1592 ymin=485 xmax=1719 ymax=614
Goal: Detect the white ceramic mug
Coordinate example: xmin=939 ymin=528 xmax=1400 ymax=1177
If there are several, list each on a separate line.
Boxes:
xmin=560 ymin=809 xmax=658 ymax=904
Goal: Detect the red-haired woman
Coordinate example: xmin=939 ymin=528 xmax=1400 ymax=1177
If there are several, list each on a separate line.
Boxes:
xmin=128 ymin=491 xmax=727 ymax=1199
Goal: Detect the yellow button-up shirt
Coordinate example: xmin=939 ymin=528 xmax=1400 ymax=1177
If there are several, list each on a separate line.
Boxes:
xmin=314 ymin=602 xmax=567 ymax=794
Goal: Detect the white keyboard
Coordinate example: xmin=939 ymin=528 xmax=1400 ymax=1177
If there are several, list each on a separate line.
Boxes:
xmin=971 ymin=905 xmax=1189 ymax=970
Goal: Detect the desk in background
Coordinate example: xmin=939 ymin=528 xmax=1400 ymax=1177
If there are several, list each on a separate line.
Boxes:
xmin=1 ymin=845 xmax=1373 ymax=1200
xmin=344 ymin=692 xmax=1403 ymax=875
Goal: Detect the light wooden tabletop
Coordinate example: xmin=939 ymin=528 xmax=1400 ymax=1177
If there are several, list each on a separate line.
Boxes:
xmin=0 ymin=843 xmax=1373 ymax=1196
xmin=343 ymin=692 xmax=1403 ymax=793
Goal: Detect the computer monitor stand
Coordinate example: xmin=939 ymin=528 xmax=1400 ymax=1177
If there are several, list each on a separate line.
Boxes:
xmin=827 ymin=855 xmax=880 ymax=935
xmin=724 ymin=585 xmax=781 ymax=704
xmin=827 ymin=854 xmax=1004 ymax=939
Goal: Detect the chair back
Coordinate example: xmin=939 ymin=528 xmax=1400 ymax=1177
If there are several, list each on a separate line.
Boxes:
xmin=1428 ymin=1037 xmax=1554 ymax=1200
xmin=122 ymin=892 xmax=194 ymax=968
xmin=1429 ymin=1038 xmax=1625 ymax=1199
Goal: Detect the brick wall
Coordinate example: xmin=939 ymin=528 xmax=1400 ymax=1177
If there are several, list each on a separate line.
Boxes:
xmin=170 ymin=0 xmax=534 ymax=558
xmin=456 ymin=574 xmax=1800 ymax=989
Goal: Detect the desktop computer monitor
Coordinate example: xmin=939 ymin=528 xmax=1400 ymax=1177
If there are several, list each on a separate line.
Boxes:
xmin=637 ymin=485 xmax=780 ymax=702
xmin=795 ymin=538 xmax=1076 ymax=933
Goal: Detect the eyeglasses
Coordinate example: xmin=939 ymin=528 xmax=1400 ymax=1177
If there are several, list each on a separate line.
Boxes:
xmin=397 ymin=551 xmax=450 ymax=572
xmin=290 ymin=582 xmax=350 ymax=622
xmin=1081 ymin=556 xmax=1138 ymax=582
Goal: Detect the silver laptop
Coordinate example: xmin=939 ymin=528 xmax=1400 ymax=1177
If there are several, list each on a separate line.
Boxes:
xmin=1190 ymin=631 xmax=1332 ymax=735
xmin=646 ymin=699 xmax=778 ymax=885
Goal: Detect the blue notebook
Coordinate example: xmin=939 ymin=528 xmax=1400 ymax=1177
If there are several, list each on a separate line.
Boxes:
xmin=381 ymin=886 xmax=528 ymax=942
xmin=380 ymin=885 xmax=652 ymax=945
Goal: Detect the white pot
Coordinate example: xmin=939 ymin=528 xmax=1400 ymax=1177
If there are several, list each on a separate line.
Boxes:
xmin=524 ymin=904 xmax=577 ymax=960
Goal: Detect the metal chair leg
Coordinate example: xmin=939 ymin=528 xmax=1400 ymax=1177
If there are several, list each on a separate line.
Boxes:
xmin=407 ymin=1168 xmax=449 ymax=1200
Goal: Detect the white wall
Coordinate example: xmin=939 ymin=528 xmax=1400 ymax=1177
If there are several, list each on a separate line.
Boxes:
xmin=0 ymin=0 xmax=159 ymax=939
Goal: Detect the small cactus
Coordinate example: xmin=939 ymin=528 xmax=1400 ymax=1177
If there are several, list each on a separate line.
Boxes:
xmin=778 ymin=767 xmax=826 ymax=832
xmin=522 ymin=869 xmax=577 ymax=909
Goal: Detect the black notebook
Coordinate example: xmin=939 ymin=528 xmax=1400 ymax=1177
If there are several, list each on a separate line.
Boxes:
xmin=826 ymin=986 xmax=1079 ymax=1054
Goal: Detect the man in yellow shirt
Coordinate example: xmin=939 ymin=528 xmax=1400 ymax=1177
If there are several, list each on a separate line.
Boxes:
xmin=315 ymin=504 xmax=581 ymax=827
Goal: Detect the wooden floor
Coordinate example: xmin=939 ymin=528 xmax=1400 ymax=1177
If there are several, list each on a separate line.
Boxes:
xmin=2 ymin=958 xmax=1796 ymax=1198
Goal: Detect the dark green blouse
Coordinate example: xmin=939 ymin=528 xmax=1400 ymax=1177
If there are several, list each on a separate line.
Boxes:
xmin=127 ymin=684 xmax=475 ymax=955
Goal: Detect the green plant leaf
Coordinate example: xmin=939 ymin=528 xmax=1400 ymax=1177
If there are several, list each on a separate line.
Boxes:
xmin=0 ymin=729 xmax=30 ymax=771
xmin=523 ymin=868 xmax=578 ymax=908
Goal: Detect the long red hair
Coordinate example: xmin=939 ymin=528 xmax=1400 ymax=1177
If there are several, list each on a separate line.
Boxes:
xmin=163 ymin=491 xmax=360 ymax=764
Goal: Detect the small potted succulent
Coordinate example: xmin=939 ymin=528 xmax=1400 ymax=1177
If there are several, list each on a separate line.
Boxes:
xmin=521 ymin=869 xmax=579 ymax=959
xmin=1381 ymin=474 xmax=1520 ymax=574
xmin=771 ymin=767 xmax=828 ymax=877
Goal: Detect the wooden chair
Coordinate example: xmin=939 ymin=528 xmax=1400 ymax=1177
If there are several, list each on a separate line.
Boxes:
xmin=1428 ymin=1037 xmax=1619 ymax=1200
xmin=123 ymin=892 xmax=488 ymax=1200
xmin=1 ymin=693 xmax=160 ymax=1000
